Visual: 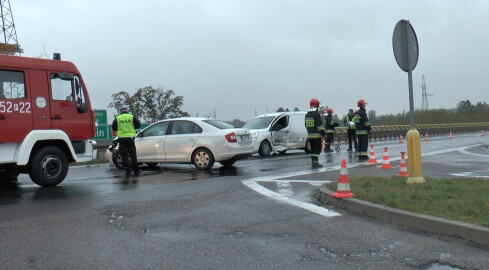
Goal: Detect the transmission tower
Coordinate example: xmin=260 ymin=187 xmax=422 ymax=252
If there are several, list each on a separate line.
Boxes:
xmin=421 ymin=75 xmax=433 ymax=110
xmin=0 ymin=0 xmax=22 ymax=55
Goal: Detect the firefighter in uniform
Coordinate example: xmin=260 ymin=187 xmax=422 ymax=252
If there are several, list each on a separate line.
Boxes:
xmin=344 ymin=108 xmax=358 ymax=151
xmin=305 ymin=98 xmax=327 ymax=168
xmin=323 ymin=108 xmax=338 ymax=152
xmin=112 ymin=106 xmax=141 ymax=177
xmin=352 ymin=99 xmax=371 ymax=160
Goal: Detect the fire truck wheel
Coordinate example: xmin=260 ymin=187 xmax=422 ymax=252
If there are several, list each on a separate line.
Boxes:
xmin=29 ymin=146 xmax=69 ymax=187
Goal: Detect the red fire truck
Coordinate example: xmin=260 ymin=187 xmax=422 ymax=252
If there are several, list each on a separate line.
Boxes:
xmin=0 ymin=54 xmax=97 ymax=187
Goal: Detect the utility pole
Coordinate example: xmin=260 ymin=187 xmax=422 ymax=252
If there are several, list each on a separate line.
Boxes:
xmin=0 ymin=0 xmax=22 ymax=55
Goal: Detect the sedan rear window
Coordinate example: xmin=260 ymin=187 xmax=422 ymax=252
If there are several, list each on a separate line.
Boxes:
xmin=202 ymin=119 xmax=234 ymax=129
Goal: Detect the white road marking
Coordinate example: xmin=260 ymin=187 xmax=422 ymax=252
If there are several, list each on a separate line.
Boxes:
xmin=241 ymin=175 xmax=341 ymax=217
xmin=276 ymin=181 xmax=293 ymax=197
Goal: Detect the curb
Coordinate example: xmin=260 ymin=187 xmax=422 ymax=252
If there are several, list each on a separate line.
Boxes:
xmin=317 ymin=186 xmax=489 ymax=247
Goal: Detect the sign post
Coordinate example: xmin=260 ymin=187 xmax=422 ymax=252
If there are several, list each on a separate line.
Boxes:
xmin=392 ymin=20 xmax=425 ymax=184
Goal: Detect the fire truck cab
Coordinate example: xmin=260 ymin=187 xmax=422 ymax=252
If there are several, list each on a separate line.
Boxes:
xmin=0 ymin=54 xmax=97 ymax=187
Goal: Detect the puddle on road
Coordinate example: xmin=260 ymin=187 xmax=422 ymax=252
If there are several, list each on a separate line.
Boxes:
xmin=427 ymin=263 xmax=462 ymax=270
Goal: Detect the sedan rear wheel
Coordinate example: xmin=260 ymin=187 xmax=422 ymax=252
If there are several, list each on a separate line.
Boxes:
xmin=192 ymin=148 xmax=214 ymax=170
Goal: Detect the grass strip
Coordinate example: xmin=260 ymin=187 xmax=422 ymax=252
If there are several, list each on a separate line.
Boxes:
xmin=325 ymin=176 xmax=489 ymax=227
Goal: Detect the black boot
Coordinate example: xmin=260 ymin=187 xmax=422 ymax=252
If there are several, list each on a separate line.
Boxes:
xmin=311 ymin=157 xmax=323 ymax=168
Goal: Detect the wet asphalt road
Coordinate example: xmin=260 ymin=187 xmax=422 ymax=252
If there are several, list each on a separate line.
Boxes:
xmin=1 ymin=133 xmax=488 ymax=269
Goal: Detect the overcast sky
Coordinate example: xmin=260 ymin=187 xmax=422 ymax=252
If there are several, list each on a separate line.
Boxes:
xmin=13 ymin=0 xmax=489 ymax=121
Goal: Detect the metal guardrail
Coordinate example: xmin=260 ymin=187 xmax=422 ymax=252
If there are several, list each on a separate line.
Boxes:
xmin=94 ymin=122 xmax=489 ymax=148
xmin=334 ymin=122 xmax=489 ymax=141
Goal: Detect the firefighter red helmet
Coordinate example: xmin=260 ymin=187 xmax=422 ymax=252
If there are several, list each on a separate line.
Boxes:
xmin=357 ymin=99 xmax=366 ymax=108
xmin=310 ymin=98 xmax=320 ymax=108
xmin=327 ymin=108 xmax=333 ymax=115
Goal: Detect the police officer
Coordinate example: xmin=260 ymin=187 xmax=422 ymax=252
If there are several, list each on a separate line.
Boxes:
xmin=323 ymin=108 xmax=338 ymax=152
xmin=112 ymin=106 xmax=141 ymax=177
xmin=352 ymin=99 xmax=371 ymax=160
xmin=305 ymin=98 xmax=327 ymax=168
xmin=344 ymin=108 xmax=358 ymax=151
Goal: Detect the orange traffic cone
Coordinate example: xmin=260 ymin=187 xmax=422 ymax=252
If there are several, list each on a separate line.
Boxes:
xmin=368 ymin=144 xmax=377 ymax=164
xmin=424 ymin=132 xmax=429 ymax=142
xmin=332 ymin=159 xmax=354 ymax=198
xmin=482 ymin=130 xmax=485 ymax=137
xmin=449 ymin=132 xmax=453 ymax=139
xmin=380 ymin=147 xmax=392 ymax=169
xmin=398 ymin=152 xmax=409 ymax=177
xmin=399 ymin=134 xmax=404 ymax=143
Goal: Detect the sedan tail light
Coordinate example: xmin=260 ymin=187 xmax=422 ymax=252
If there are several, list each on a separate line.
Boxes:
xmin=225 ymin=132 xmax=237 ymax=143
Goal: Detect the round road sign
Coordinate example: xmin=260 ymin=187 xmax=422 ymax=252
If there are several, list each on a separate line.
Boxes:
xmin=392 ymin=20 xmax=419 ymax=72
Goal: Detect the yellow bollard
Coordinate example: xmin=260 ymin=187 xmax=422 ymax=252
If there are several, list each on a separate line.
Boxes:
xmin=406 ymin=129 xmax=425 ymax=184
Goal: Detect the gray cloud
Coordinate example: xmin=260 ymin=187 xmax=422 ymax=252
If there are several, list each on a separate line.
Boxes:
xmin=14 ymin=0 xmax=489 ymax=121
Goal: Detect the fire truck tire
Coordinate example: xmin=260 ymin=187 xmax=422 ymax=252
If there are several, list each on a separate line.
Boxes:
xmin=29 ymin=146 xmax=69 ymax=187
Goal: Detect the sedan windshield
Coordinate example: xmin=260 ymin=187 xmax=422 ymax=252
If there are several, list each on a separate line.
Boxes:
xmin=242 ymin=116 xmax=275 ymax=129
xmin=202 ymin=119 xmax=235 ymax=129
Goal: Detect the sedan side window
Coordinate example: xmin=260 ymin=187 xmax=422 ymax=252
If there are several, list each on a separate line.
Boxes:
xmin=142 ymin=121 xmax=170 ymax=137
xmin=170 ymin=121 xmax=202 ymax=135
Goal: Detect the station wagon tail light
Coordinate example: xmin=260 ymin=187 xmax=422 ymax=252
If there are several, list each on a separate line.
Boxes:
xmin=225 ymin=132 xmax=237 ymax=143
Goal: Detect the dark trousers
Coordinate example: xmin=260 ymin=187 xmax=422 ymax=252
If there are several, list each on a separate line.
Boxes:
xmin=310 ymin=138 xmax=322 ymax=157
xmin=118 ymin=137 xmax=139 ymax=173
xmin=347 ymin=129 xmax=358 ymax=150
xmin=357 ymin=134 xmax=369 ymax=157
xmin=325 ymin=133 xmax=334 ymax=150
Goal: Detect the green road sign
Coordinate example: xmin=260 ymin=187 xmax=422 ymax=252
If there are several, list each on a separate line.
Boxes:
xmin=94 ymin=109 xmax=108 ymax=125
xmin=95 ymin=125 xmax=108 ymax=140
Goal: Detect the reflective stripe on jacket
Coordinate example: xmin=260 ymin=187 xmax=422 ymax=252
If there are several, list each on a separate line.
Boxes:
xmin=344 ymin=115 xmax=356 ymax=130
xmin=116 ymin=113 xmax=136 ymax=138
xmin=352 ymin=108 xmax=371 ymax=135
xmin=324 ymin=115 xmax=338 ymax=134
xmin=305 ymin=110 xmax=326 ymax=139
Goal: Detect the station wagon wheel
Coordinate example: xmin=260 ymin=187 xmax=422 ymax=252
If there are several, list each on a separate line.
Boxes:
xmin=258 ymin=140 xmax=272 ymax=157
xmin=192 ymin=148 xmax=214 ymax=170
xmin=304 ymin=139 xmax=311 ymax=154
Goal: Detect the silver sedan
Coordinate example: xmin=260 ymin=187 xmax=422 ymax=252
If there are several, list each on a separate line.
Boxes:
xmin=106 ymin=117 xmax=254 ymax=170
